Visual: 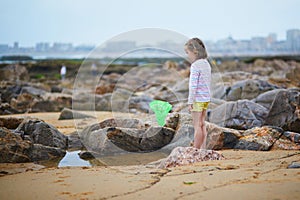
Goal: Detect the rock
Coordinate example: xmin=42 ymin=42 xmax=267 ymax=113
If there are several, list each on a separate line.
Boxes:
xmin=264 ymin=89 xmax=300 ymax=132
xmin=286 ymin=62 xmax=300 ymax=87
xmin=10 ymin=93 xmax=35 ymax=113
xmin=271 ymin=137 xmax=300 ymax=150
xmin=209 ymin=100 xmax=269 ymax=130
xmin=254 ymin=89 xmax=286 ymax=109
xmin=283 ymin=131 xmax=300 ymax=143
xmin=0 ymin=127 xmax=32 ymax=163
xmin=78 ymin=151 xmax=95 ymax=160
xmin=106 ymin=126 xmax=175 ymax=152
xmin=67 ymin=131 xmax=84 ymax=150
xmin=31 ymin=93 xmax=72 ymax=112
xmin=15 ymin=118 xmax=68 ymax=149
xmin=0 ymin=65 xmax=29 ymax=81
xmin=287 ymin=162 xmax=300 ymax=169
xmin=0 ymin=84 xmax=22 ymax=103
xmin=158 ymin=147 xmax=224 ymax=168
xmin=58 ymin=108 xmax=96 ymax=120
xmin=206 ymin=122 xmax=241 ymax=150
xmin=0 ymin=117 xmax=24 ymax=129
xmin=95 ymin=83 xmax=115 ymax=95
xmin=20 ymin=86 xmax=47 ymax=97
xmin=234 ymin=126 xmax=283 ymax=151
xmin=161 ymin=113 xmax=241 ymax=152
xmin=31 ymin=144 xmax=66 ymax=161
xmin=226 ymin=79 xmax=277 ymax=101
xmin=79 ymin=118 xmax=175 ymax=155
xmin=0 ymin=103 xmax=21 ymax=115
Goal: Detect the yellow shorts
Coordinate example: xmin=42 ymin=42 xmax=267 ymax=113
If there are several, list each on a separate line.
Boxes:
xmin=191 ymin=102 xmax=209 ymax=112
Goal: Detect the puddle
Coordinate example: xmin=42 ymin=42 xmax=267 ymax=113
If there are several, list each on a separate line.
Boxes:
xmin=38 ymin=150 xmax=167 ymax=168
xmin=58 ymin=151 xmax=92 ymax=167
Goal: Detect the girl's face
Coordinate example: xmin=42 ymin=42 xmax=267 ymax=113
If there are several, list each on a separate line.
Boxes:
xmin=184 ymin=46 xmax=198 ymax=63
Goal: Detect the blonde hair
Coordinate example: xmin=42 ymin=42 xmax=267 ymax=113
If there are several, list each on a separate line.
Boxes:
xmin=185 ymin=38 xmax=207 ymax=59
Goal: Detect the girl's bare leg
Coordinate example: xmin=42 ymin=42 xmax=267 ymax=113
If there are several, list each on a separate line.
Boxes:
xmin=192 ymin=111 xmax=206 ymax=149
xmin=200 ymin=110 xmax=207 ymax=149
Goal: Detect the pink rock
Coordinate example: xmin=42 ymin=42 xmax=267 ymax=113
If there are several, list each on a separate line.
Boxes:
xmin=159 ymin=147 xmax=224 ymax=168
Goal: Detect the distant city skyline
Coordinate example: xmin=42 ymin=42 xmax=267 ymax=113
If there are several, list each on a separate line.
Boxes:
xmin=1 ymin=28 xmax=299 ymax=58
xmin=1 ymin=28 xmax=299 ymax=47
xmin=1 ymin=0 xmax=300 ymax=46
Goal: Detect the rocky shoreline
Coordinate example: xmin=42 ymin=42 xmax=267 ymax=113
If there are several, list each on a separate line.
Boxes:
xmin=0 ymin=58 xmax=300 ymax=198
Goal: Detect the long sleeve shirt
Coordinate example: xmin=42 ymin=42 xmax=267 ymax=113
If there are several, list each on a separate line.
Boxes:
xmin=188 ymin=59 xmax=211 ymax=104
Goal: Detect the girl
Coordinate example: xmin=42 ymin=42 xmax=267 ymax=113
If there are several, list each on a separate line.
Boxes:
xmin=185 ymin=38 xmax=211 ymax=149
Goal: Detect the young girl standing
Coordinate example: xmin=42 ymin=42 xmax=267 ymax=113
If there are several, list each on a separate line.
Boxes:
xmin=185 ymin=38 xmax=211 ymax=149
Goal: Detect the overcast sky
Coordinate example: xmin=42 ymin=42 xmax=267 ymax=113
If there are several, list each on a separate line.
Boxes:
xmin=0 ymin=0 xmax=299 ymax=46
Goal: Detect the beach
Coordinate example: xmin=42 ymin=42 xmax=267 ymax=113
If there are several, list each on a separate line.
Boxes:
xmin=0 ymin=112 xmax=299 ymax=200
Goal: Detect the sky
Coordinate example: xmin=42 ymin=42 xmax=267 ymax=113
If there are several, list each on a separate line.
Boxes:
xmin=0 ymin=0 xmax=299 ymax=47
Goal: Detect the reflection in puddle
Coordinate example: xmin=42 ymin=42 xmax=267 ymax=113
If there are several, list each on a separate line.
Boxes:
xmin=58 ymin=151 xmax=91 ymax=167
xmin=42 ymin=150 xmax=167 ymax=168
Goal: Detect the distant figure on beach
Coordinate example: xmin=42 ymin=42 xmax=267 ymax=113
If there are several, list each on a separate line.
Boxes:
xmin=91 ymin=62 xmax=97 ymax=76
xmin=185 ymin=38 xmax=211 ymax=149
xmin=60 ymin=64 xmax=67 ymax=80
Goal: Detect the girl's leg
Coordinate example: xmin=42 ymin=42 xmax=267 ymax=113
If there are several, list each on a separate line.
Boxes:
xmin=200 ymin=110 xmax=208 ymax=149
xmin=192 ymin=111 xmax=206 ymax=149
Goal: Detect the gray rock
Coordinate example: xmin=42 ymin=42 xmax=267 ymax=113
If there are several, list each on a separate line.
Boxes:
xmin=234 ymin=126 xmax=282 ymax=151
xmin=0 ymin=127 xmax=32 ymax=163
xmin=78 ymin=151 xmax=95 ymax=160
xmin=264 ymin=89 xmax=300 ymax=132
xmin=31 ymin=144 xmax=66 ymax=161
xmin=58 ymin=108 xmax=96 ymax=120
xmin=67 ymin=131 xmax=84 ymax=150
xmin=209 ymin=100 xmax=269 ymax=130
xmin=20 ymin=86 xmax=47 ymax=97
xmin=226 ymin=79 xmax=277 ymax=101
xmin=254 ymin=89 xmax=286 ymax=109
xmin=287 ymin=162 xmax=300 ymax=169
xmin=16 ymin=118 xmax=68 ymax=149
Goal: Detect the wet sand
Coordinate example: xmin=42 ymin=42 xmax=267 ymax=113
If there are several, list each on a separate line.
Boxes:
xmin=0 ymin=112 xmax=300 ymax=199
xmin=0 ymin=150 xmax=299 ymax=200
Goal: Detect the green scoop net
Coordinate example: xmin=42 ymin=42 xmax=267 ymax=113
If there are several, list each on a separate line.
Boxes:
xmin=149 ymin=100 xmax=172 ymax=126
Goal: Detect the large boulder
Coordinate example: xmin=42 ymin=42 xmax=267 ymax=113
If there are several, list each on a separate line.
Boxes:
xmin=208 ymin=100 xmax=269 ymax=130
xmin=234 ymin=126 xmax=283 ymax=151
xmin=263 ymin=89 xmax=300 ymax=132
xmin=0 ymin=127 xmax=32 ymax=163
xmin=226 ymin=79 xmax=278 ymax=101
xmin=161 ymin=113 xmax=241 ymax=152
xmin=79 ymin=118 xmax=175 ymax=155
xmin=15 ymin=118 xmax=68 ymax=149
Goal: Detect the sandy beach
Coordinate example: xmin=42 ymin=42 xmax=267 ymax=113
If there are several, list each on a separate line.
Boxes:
xmin=0 ymin=112 xmax=299 ymax=200
xmin=0 ymin=150 xmax=299 ymax=200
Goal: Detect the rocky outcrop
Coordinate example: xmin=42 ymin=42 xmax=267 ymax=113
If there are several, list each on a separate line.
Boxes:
xmin=0 ymin=119 xmax=68 ymax=163
xmin=263 ymin=89 xmax=300 ymax=132
xmin=15 ymin=118 xmax=68 ymax=149
xmin=0 ymin=127 xmax=32 ymax=163
xmin=0 ymin=65 xmax=29 ymax=81
xmin=79 ymin=118 xmax=175 ymax=155
xmin=234 ymin=126 xmax=283 ymax=151
xmin=208 ymin=100 xmax=269 ymax=130
xmin=225 ymin=79 xmax=278 ymax=101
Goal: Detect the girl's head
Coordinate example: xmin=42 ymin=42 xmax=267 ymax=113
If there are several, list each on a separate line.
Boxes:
xmin=184 ymin=38 xmax=207 ymax=62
